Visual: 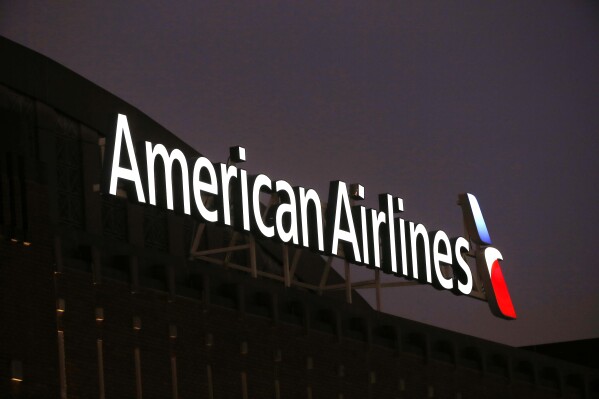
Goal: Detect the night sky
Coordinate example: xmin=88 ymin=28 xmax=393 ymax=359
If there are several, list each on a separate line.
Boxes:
xmin=2 ymin=1 xmax=598 ymax=347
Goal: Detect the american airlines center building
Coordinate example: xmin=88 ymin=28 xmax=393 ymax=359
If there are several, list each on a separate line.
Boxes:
xmin=1 ymin=37 xmax=597 ymax=399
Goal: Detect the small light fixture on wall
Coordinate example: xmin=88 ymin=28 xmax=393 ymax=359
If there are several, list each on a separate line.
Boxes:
xmin=428 ymin=385 xmax=435 ymax=398
xmin=169 ymin=324 xmax=177 ymax=339
xmin=273 ymin=349 xmax=282 ymax=363
xmin=56 ymin=298 xmax=65 ymax=313
xmin=369 ymin=371 xmax=376 ymax=384
xmin=95 ymin=307 xmax=104 ymax=322
xmin=11 ymin=360 xmax=23 ymax=382
xmin=132 ymin=316 xmax=141 ymax=330
xmin=306 ymin=357 xmax=313 ymax=370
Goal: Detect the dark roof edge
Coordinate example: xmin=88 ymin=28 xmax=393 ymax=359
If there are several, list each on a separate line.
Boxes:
xmin=0 ymin=35 xmax=196 ymax=155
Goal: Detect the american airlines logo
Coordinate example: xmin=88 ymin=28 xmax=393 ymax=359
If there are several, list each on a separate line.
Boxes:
xmin=102 ymin=114 xmax=517 ymax=319
xmin=459 ymin=194 xmax=517 ymax=320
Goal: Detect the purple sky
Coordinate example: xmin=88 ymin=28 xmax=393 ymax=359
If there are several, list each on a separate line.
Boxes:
xmin=2 ymin=1 xmax=598 ymax=346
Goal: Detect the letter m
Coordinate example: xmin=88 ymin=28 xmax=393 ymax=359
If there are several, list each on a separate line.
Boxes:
xmin=145 ymin=142 xmax=191 ymax=215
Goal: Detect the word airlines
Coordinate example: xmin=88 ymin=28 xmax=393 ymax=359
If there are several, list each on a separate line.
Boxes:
xmin=102 ymin=114 xmax=516 ymax=319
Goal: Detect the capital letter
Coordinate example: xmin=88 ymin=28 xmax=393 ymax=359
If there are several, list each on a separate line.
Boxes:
xmin=104 ymin=114 xmax=146 ymax=203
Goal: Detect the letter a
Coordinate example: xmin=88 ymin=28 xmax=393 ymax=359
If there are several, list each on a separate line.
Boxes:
xmin=105 ymin=114 xmax=146 ymax=203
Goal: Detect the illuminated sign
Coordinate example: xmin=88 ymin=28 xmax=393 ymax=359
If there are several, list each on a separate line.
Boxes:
xmin=459 ymin=194 xmax=517 ymax=319
xmin=102 ymin=114 xmax=516 ymax=319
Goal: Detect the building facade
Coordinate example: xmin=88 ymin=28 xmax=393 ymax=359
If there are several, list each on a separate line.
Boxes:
xmin=1 ymin=36 xmax=598 ymax=399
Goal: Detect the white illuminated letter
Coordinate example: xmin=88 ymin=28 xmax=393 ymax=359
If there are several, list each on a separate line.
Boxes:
xmin=108 ymin=114 xmax=146 ymax=202
xmin=298 ymin=187 xmax=324 ymax=251
xmin=360 ymin=206 xmax=369 ymax=265
xmin=370 ymin=209 xmax=386 ymax=268
xmin=192 ymin=157 xmax=218 ymax=223
xmin=453 ymin=237 xmax=473 ymax=295
xmin=432 ymin=231 xmax=454 ymax=290
xmin=398 ymin=218 xmax=408 ymax=276
xmin=252 ymin=174 xmax=275 ymax=238
xmin=219 ymin=164 xmax=238 ymax=226
xmin=274 ymin=180 xmax=299 ymax=244
xmin=409 ymin=222 xmax=431 ymax=282
xmin=239 ymin=169 xmax=250 ymax=231
xmin=330 ymin=182 xmax=361 ymax=263
xmin=384 ymin=194 xmax=398 ymax=273
xmin=145 ymin=142 xmax=191 ymax=214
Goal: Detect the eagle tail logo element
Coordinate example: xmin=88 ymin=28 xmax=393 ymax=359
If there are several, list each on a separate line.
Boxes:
xmin=459 ymin=193 xmax=517 ymax=320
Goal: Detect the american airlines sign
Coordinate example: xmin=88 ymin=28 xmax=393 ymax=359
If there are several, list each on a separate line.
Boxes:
xmin=102 ymin=114 xmax=517 ymax=319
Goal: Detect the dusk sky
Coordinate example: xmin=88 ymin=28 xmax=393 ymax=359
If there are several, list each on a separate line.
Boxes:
xmin=1 ymin=1 xmax=598 ymax=347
